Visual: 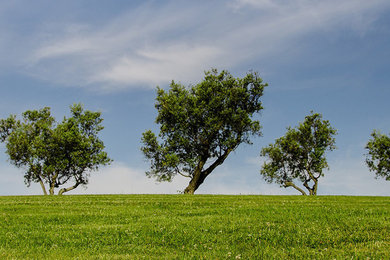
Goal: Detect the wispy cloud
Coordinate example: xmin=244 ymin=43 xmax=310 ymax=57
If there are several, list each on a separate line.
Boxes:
xmin=94 ymin=45 xmax=222 ymax=90
xmin=2 ymin=0 xmax=389 ymax=91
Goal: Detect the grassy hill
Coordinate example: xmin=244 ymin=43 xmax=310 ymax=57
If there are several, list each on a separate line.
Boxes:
xmin=0 ymin=195 xmax=389 ymax=259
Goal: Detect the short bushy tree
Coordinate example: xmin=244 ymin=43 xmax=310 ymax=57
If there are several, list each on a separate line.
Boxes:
xmin=141 ymin=69 xmax=267 ymax=194
xmin=365 ymin=130 xmax=390 ymax=181
xmin=260 ymin=112 xmax=337 ymax=195
xmin=0 ymin=104 xmax=112 ymax=195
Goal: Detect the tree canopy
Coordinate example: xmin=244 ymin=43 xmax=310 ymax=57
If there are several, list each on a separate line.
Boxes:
xmin=260 ymin=112 xmax=337 ymax=195
xmin=365 ymin=130 xmax=390 ymax=181
xmin=141 ymin=69 xmax=267 ymax=194
xmin=0 ymin=104 xmax=112 ymax=195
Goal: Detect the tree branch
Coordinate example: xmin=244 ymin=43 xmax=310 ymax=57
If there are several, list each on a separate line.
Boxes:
xmin=49 ymin=172 xmax=59 ymax=195
xmin=305 ymin=167 xmax=316 ymax=182
xmin=174 ymin=166 xmax=191 ymax=178
xmin=284 ymin=181 xmax=307 ymax=195
xmin=177 ymin=171 xmax=191 ymax=178
xmin=58 ymin=181 xmax=81 ymax=195
xmin=302 ymin=179 xmax=312 ymax=194
xmin=203 ymin=148 xmax=232 ymax=177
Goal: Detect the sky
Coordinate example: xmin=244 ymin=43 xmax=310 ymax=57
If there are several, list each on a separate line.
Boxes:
xmin=0 ymin=0 xmax=390 ymax=196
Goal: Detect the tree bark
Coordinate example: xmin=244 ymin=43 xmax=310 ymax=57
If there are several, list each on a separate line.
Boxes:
xmin=183 ymin=149 xmax=232 ymax=194
xmin=302 ymin=180 xmax=315 ymax=196
xmin=49 ymin=172 xmax=59 ymax=195
xmin=38 ymin=176 xmax=48 ymax=195
xmin=312 ymin=179 xmax=318 ymax=195
xmin=58 ymin=182 xmax=80 ymax=195
xmin=304 ymin=169 xmax=318 ymax=195
xmin=183 ymin=172 xmax=207 ymax=194
xmin=184 ymin=160 xmax=206 ymax=194
xmin=285 ymin=182 xmax=307 ymax=195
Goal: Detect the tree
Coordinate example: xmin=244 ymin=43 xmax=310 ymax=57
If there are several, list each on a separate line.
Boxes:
xmin=260 ymin=112 xmax=337 ymax=195
xmin=141 ymin=69 xmax=267 ymax=194
xmin=0 ymin=104 xmax=112 ymax=195
xmin=365 ymin=130 xmax=390 ymax=181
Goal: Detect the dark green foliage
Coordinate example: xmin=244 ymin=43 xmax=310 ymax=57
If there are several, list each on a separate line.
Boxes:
xmin=0 ymin=195 xmax=389 ymax=259
xmin=260 ymin=112 xmax=337 ymax=195
xmin=365 ymin=130 xmax=390 ymax=181
xmin=141 ymin=69 xmax=267 ymax=194
xmin=0 ymin=104 xmax=112 ymax=195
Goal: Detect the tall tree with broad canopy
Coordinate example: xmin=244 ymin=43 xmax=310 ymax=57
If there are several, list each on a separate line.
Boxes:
xmin=0 ymin=104 xmax=112 ymax=195
xmin=365 ymin=130 xmax=390 ymax=181
xmin=141 ymin=69 xmax=267 ymax=194
xmin=260 ymin=112 xmax=337 ymax=195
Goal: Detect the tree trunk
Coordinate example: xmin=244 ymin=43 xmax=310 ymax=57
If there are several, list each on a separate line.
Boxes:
xmin=302 ymin=180 xmax=316 ymax=196
xmin=38 ymin=177 xmax=48 ymax=195
xmin=49 ymin=172 xmax=59 ymax=195
xmin=312 ymin=179 xmax=318 ymax=195
xmin=49 ymin=185 xmax=55 ymax=195
xmin=305 ymin=169 xmax=318 ymax=195
xmin=303 ymin=180 xmax=317 ymax=195
xmin=184 ymin=171 xmax=207 ymax=194
xmin=183 ymin=149 xmax=232 ymax=194
xmin=184 ymin=159 xmax=207 ymax=194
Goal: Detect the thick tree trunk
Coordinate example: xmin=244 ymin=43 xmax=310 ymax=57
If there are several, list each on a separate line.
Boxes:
xmin=48 ymin=172 xmax=59 ymax=195
xmin=304 ymin=169 xmax=318 ymax=195
xmin=302 ymin=180 xmax=318 ymax=195
xmin=302 ymin=180 xmax=316 ymax=196
xmin=49 ymin=185 xmax=55 ymax=195
xmin=312 ymin=179 xmax=318 ymax=195
xmin=184 ymin=160 xmax=206 ymax=194
xmin=184 ymin=171 xmax=207 ymax=194
xmin=183 ymin=149 xmax=232 ymax=194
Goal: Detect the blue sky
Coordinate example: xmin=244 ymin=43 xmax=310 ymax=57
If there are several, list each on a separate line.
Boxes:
xmin=1 ymin=0 xmax=390 ymax=195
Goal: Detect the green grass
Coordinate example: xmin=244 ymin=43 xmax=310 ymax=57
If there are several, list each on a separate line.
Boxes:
xmin=0 ymin=195 xmax=389 ymax=259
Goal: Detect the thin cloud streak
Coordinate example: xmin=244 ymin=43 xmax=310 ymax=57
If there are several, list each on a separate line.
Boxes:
xmin=5 ymin=0 xmax=385 ymax=91
xmin=95 ymin=45 xmax=222 ymax=88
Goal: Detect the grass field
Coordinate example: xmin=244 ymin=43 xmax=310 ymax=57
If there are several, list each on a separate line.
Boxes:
xmin=0 ymin=195 xmax=389 ymax=259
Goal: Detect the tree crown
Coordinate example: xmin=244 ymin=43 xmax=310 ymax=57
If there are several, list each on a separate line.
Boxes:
xmin=0 ymin=103 xmax=112 ymax=194
xmin=365 ymin=130 xmax=390 ymax=181
xmin=260 ymin=112 xmax=337 ymax=195
xmin=142 ymin=69 xmax=267 ymax=189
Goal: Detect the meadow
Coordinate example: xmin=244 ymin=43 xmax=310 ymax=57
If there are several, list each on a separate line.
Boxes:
xmin=0 ymin=195 xmax=389 ymax=259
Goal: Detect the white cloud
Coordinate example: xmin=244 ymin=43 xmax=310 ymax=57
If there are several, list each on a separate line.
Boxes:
xmin=1 ymin=0 xmax=389 ymax=91
xmin=69 ymin=162 xmax=190 ymax=195
xmin=31 ymin=37 xmax=96 ymax=62
xmin=94 ymin=44 xmax=222 ymax=89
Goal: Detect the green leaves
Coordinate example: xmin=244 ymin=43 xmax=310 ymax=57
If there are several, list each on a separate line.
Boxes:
xmin=365 ymin=130 xmax=390 ymax=181
xmin=141 ymin=69 xmax=267 ymax=193
xmin=0 ymin=103 xmax=112 ymax=195
xmin=260 ymin=112 xmax=337 ymax=195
